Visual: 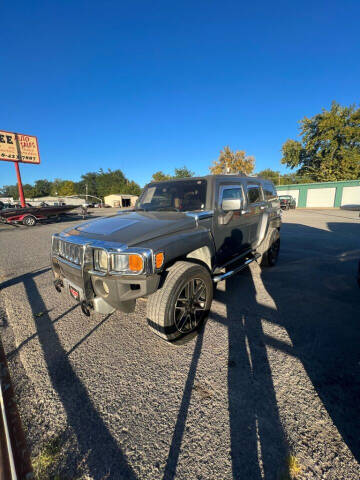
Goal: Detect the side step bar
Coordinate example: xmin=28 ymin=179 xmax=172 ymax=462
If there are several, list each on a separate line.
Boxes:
xmin=213 ymin=253 xmax=261 ymax=283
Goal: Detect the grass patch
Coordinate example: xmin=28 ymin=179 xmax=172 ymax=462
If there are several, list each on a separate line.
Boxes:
xmin=32 ymin=436 xmax=63 ymax=480
xmin=279 ymin=454 xmax=302 ymax=480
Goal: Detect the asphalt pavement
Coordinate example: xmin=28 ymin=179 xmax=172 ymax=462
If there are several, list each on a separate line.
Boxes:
xmin=0 ymin=208 xmax=359 ymax=479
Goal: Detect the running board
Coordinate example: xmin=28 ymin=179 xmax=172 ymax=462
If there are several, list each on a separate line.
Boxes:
xmin=213 ymin=253 xmax=261 ymax=283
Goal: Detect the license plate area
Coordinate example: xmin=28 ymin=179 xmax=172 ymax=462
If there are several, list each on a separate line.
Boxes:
xmin=64 ymin=279 xmax=85 ymax=302
xmin=69 ymin=285 xmax=80 ymax=301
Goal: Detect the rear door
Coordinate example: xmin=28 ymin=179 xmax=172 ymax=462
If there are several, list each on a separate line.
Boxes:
xmin=245 ymin=181 xmax=267 ymax=248
xmin=213 ymin=181 xmax=251 ymax=267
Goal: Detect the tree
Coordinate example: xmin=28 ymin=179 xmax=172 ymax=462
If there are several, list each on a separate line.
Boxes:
xmin=256 ymin=168 xmax=280 ymax=183
xmin=281 ymin=102 xmax=360 ymax=181
xmin=1 ymin=184 xmax=19 ymax=200
xmin=32 ymin=179 xmax=52 ymax=197
xmin=174 ymin=166 xmax=194 ymax=178
xmin=210 ymin=146 xmax=255 ymax=175
xmin=22 ymin=184 xmax=34 ymax=198
xmin=151 ymin=171 xmax=172 ymax=182
xmin=56 ymin=180 xmax=76 ymax=196
xmin=1 ymin=169 xmax=141 ymax=201
xmin=76 ymin=171 xmax=99 ymax=197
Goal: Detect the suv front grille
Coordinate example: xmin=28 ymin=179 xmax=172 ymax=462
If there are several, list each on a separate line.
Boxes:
xmin=56 ymin=239 xmax=83 ymax=266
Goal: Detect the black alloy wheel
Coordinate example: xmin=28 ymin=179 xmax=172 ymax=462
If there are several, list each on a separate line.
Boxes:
xmin=174 ymin=278 xmax=207 ymax=333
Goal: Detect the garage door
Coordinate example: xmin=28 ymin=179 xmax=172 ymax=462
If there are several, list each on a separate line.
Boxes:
xmin=306 ymin=188 xmax=336 ymax=207
xmin=276 ymin=189 xmax=300 ymax=205
xmin=341 ymin=186 xmax=360 ymax=206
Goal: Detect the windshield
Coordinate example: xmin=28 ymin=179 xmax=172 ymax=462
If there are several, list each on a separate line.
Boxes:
xmin=137 ymin=179 xmax=207 ymax=212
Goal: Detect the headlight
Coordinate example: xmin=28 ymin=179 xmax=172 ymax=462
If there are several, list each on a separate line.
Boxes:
xmin=94 ymin=249 xmax=108 ymax=272
xmin=111 ymin=253 xmax=144 ymax=274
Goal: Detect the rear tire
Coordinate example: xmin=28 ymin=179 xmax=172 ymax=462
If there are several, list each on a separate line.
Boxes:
xmin=147 ymin=261 xmax=213 ymax=341
xmin=257 ymin=227 xmax=280 ymax=267
xmin=23 ymin=215 xmax=37 ymax=227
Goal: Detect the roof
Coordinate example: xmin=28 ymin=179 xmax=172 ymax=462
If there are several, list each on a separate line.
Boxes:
xmin=147 ymin=174 xmax=267 ymax=186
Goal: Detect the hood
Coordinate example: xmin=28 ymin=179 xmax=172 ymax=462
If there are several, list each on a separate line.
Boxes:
xmin=62 ymin=211 xmax=198 ymax=246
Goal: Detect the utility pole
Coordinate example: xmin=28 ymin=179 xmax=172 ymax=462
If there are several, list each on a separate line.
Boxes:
xmin=85 ymin=184 xmax=88 ymax=203
xmin=278 ymin=172 xmax=281 ymax=186
xmin=14 ymin=162 xmax=26 ymax=207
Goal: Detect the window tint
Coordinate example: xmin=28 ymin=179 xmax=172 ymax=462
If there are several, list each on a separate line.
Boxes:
xmin=263 ymin=181 xmax=277 ymax=199
xmin=138 ymin=180 xmax=207 ymax=212
xmin=247 ymin=184 xmax=262 ymax=203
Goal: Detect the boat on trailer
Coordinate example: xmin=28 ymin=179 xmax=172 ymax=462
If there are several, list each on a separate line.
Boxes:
xmin=0 ymin=202 xmax=79 ymax=226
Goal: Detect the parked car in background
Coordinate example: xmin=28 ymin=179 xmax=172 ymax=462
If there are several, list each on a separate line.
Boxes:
xmin=279 ymin=195 xmax=296 ymax=210
xmin=51 ymin=175 xmax=281 ymax=341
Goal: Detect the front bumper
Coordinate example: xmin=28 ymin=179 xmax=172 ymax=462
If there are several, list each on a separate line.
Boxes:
xmin=51 ymin=235 xmax=161 ymax=314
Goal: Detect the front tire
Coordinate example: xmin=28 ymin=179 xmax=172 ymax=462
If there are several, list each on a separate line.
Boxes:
xmin=23 ymin=215 xmax=37 ymax=226
xmin=147 ymin=261 xmax=213 ymax=341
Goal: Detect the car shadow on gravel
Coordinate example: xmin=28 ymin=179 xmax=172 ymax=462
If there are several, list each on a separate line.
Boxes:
xmin=166 ymin=220 xmax=360 ymax=479
xmin=1 ymin=269 xmax=136 ymax=479
xmin=213 ymin=275 xmax=289 ymax=479
xmin=259 ymin=222 xmax=360 ymax=464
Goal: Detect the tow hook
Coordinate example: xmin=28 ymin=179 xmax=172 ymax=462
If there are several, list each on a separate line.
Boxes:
xmin=54 ymin=279 xmax=63 ymax=293
xmin=81 ymin=301 xmax=93 ymax=317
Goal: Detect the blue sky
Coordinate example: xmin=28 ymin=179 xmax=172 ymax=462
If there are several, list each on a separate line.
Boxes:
xmin=1 ymin=0 xmax=360 ymax=188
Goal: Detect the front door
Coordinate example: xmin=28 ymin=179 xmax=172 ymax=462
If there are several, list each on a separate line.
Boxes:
xmin=213 ymin=183 xmax=251 ymax=267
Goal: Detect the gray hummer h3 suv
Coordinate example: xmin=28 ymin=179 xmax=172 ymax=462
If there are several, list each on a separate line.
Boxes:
xmin=51 ymin=175 xmax=281 ymax=341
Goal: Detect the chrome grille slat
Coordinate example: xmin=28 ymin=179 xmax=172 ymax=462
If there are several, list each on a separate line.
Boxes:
xmin=57 ymin=239 xmax=82 ymax=266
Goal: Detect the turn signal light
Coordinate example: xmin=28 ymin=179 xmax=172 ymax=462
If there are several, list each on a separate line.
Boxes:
xmin=129 ymin=254 xmax=144 ymax=272
xmin=155 ymin=252 xmax=164 ymax=269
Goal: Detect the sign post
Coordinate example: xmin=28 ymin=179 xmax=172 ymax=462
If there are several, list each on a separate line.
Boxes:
xmin=0 ymin=131 xmax=40 ymax=207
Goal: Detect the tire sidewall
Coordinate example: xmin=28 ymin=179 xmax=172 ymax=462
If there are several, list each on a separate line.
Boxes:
xmin=267 ymin=229 xmax=280 ymax=266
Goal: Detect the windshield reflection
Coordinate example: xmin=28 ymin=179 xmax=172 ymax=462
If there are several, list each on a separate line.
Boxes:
xmin=137 ymin=179 xmax=207 ymax=212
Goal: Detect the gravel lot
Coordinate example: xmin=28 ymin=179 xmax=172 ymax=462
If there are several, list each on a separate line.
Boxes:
xmin=0 ymin=208 xmax=359 ymax=479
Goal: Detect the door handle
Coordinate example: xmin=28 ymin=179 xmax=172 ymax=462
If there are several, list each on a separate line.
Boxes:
xmin=240 ymin=209 xmax=249 ymax=215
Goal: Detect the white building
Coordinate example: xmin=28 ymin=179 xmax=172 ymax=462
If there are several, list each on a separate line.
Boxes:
xmin=104 ymin=194 xmax=138 ymax=208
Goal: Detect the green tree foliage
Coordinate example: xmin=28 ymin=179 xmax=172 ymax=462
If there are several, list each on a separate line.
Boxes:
xmin=151 ymin=166 xmax=194 ymax=182
xmin=255 ymin=169 xmax=313 ymax=185
xmin=57 ymin=180 xmax=76 ymax=196
xmin=32 ymin=179 xmax=52 ymax=197
xmin=256 ymin=168 xmax=280 ymax=183
xmin=1 ymin=169 xmax=141 ymax=201
xmin=151 ymin=171 xmax=172 ymax=182
xmin=174 ymin=166 xmax=195 ymax=178
xmin=22 ymin=184 xmax=34 ymax=197
xmin=281 ymin=102 xmax=360 ymax=181
xmin=210 ymin=146 xmax=255 ymax=175
xmin=0 ymin=184 xmax=19 ymax=199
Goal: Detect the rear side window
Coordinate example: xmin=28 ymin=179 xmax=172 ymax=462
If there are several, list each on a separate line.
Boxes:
xmin=247 ymin=184 xmax=262 ymax=203
xmin=263 ymin=181 xmax=277 ymax=199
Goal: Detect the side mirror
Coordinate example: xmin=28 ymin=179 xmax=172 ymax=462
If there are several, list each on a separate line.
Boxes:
xmin=221 ymin=198 xmax=242 ymax=212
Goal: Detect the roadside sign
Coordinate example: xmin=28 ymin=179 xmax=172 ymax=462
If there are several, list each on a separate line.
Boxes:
xmin=0 ymin=130 xmax=40 ymax=164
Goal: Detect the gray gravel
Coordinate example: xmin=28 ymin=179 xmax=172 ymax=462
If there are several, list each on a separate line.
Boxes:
xmin=0 ymin=209 xmax=359 ymax=479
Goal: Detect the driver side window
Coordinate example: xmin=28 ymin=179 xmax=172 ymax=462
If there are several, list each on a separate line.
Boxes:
xmin=222 ymin=187 xmax=242 ymax=201
xmin=219 ymin=185 xmax=244 ymax=211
